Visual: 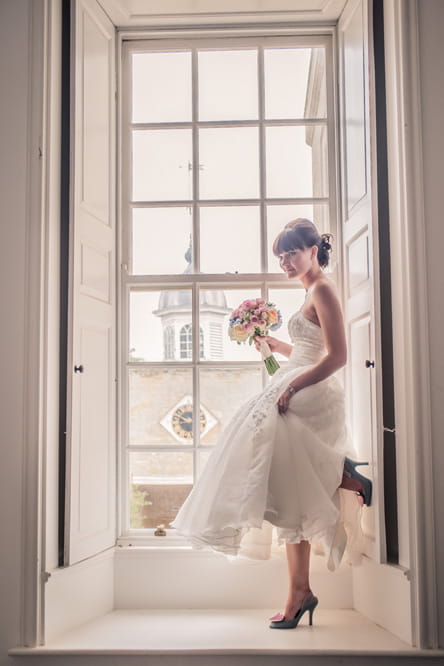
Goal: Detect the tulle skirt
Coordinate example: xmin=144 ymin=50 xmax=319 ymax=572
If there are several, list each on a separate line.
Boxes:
xmin=171 ymin=362 xmax=366 ymax=570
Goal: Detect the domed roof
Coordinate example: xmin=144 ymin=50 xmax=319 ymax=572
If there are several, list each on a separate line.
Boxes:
xmin=156 ymin=242 xmax=228 ymax=313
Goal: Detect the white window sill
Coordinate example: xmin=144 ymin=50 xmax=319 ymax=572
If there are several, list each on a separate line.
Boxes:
xmin=113 ymin=541 xmax=351 ymax=573
xmin=116 ymin=533 xmax=201 ymax=550
xmin=9 ymin=609 xmax=434 ymax=659
xmin=115 ymin=543 xmax=223 ymax=558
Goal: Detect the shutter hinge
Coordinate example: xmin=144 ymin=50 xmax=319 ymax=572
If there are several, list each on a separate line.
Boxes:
xmin=41 ymin=571 xmax=51 ymax=584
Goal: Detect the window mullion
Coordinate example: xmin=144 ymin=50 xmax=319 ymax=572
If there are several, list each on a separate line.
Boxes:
xmin=258 ymin=45 xmax=267 ymax=275
xmin=191 ymin=49 xmax=200 ymax=485
xmin=130 ymin=197 xmax=330 ymax=208
xmin=191 ymin=47 xmax=200 ymax=273
xmin=129 ymin=118 xmax=327 ymax=130
xmin=193 ymin=284 xmax=200 ymax=483
xmin=122 ymin=46 xmax=132 ymax=274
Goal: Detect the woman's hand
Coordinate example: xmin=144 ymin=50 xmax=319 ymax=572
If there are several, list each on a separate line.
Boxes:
xmin=254 ymin=336 xmax=293 ymax=359
xmin=254 ymin=335 xmax=281 ymax=353
xmin=277 ymin=385 xmax=296 ymax=414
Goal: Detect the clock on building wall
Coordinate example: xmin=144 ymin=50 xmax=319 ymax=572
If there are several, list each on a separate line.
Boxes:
xmin=161 ymin=396 xmax=217 ymax=442
xmin=171 ymin=403 xmax=206 ymax=440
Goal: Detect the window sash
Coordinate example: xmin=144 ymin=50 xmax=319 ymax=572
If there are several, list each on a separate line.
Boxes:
xmin=119 ymin=33 xmax=338 ymax=540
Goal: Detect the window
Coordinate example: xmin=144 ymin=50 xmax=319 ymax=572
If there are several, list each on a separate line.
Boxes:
xmin=121 ymin=36 xmax=337 ymax=538
xmin=180 ymin=324 xmax=193 ymax=359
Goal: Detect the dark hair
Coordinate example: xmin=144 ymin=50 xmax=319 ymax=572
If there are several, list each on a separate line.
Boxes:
xmin=272 ymin=218 xmax=333 ymax=268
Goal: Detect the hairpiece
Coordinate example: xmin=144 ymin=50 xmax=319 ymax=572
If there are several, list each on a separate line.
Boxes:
xmin=320 ymin=233 xmax=333 ymax=251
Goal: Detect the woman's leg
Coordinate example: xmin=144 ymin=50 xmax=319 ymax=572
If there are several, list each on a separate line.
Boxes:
xmin=340 ymin=472 xmax=363 ymax=493
xmin=283 ymin=541 xmax=313 ymax=619
xmin=339 ymin=467 xmax=365 ymax=505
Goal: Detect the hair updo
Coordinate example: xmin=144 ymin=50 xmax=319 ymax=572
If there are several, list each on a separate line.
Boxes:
xmin=272 ymin=218 xmax=333 ymax=268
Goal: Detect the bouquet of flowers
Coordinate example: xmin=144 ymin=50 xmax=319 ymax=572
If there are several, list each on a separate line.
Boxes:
xmin=228 ymin=298 xmax=282 ymax=375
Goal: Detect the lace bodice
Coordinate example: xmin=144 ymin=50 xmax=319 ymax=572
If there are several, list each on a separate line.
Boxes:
xmin=287 ymin=310 xmax=325 ymax=366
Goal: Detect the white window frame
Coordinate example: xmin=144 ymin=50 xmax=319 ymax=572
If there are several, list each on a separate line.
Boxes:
xmin=117 ymin=33 xmax=339 ymax=545
xmin=164 ymin=325 xmax=175 ymax=360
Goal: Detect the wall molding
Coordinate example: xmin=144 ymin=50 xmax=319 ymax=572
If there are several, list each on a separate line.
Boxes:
xmin=97 ymin=0 xmax=348 ymax=28
xmin=21 ymin=0 xmax=48 ymax=648
xmin=383 ymin=0 xmax=437 ymax=650
xmin=21 ymin=0 xmax=63 ymax=648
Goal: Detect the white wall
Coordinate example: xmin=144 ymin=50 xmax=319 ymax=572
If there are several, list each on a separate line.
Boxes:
xmin=416 ymin=0 xmax=444 ymax=648
xmin=0 ymin=0 xmax=32 ymax=661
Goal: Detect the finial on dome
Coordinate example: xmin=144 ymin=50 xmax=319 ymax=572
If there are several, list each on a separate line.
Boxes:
xmin=184 ymin=234 xmax=192 ymax=265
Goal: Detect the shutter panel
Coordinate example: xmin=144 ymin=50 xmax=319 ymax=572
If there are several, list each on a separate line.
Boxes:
xmin=338 ymin=0 xmax=386 ymax=562
xmin=65 ymin=0 xmax=116 ymax=565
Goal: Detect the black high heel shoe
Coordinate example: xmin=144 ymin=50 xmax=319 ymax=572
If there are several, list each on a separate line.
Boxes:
xmin=269 ymin=593 xmax=319 ymax=629
xmin=344 ymin=457 xmax=373 ymax=507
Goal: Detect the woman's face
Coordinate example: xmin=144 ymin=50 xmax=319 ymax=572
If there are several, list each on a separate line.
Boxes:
xmin=277 ymin=246 xmax=316 ymax=279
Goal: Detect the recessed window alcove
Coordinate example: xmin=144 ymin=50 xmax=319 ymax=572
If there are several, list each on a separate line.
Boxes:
xmin=8 ymin=0 xmax=444 ymax=662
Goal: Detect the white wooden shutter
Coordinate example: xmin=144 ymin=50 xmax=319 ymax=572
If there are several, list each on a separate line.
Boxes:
xmin=65 ymin=0 xmax=116 ymax=565
xmin=338 ymin=0 xmax=386 ymax=562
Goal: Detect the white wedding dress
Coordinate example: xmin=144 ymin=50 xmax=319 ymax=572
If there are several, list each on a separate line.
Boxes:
xmin=172 ymin=292 xmax=365 ymax=571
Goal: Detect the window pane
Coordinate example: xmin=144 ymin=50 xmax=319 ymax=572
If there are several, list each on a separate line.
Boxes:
xmin=266 ymin=204 xmax=329 ymax=271
xmin=198 ymin=50 xmax=258 ymax=121
xmin=129 ymin=289 xmax=192 ymax=362
xmin=130 ymin=452 xmax=193 ymax=528
xmin=132 ymin=207 xmax=193 ymax=275
xmin=199 ymin=288 xmax=262 ymax=361
xmin=199 ymin=367 xmax=263 ymax=446
xmin=264 ymin=48 xmax=326 ymax=119
xmin=132 ymin=129 xmax=192 ymax=201
xmin=200 ymin=206 xmax=260 ymax=274
xmin=265 ymin=126 xmax=328 ymax=198
xmin=197 ymin=450 xmax=212 ymax=479
xmin=268 ymin=288 xmax=306 ymax=347
xmin=129 ymin=368 xmax=193 ymax=445
xmin=132 ymin=52 xmax=192 ymax=123
xmin=199 ymin=127 xmax=260 ymax=199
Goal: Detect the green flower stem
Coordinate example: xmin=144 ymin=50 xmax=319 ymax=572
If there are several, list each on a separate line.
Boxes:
xmin=264 ymin=354 xmax=280 ymax=376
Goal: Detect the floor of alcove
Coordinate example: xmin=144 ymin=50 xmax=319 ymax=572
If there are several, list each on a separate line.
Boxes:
xmin=16 ymin=609 xmax=428 ymax=655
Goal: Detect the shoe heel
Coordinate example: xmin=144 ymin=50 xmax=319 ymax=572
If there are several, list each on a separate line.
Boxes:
xmin=345 ymin=456 xmax=368 ymax=470
xmin=307 ymin=597 xmax=318 ymax=626
xmin=344 ymin=458 xmax=373 ymax=506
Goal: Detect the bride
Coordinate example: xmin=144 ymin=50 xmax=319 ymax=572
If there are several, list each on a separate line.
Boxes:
xmin=171 ymin=218 xmax=372 ymax=629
